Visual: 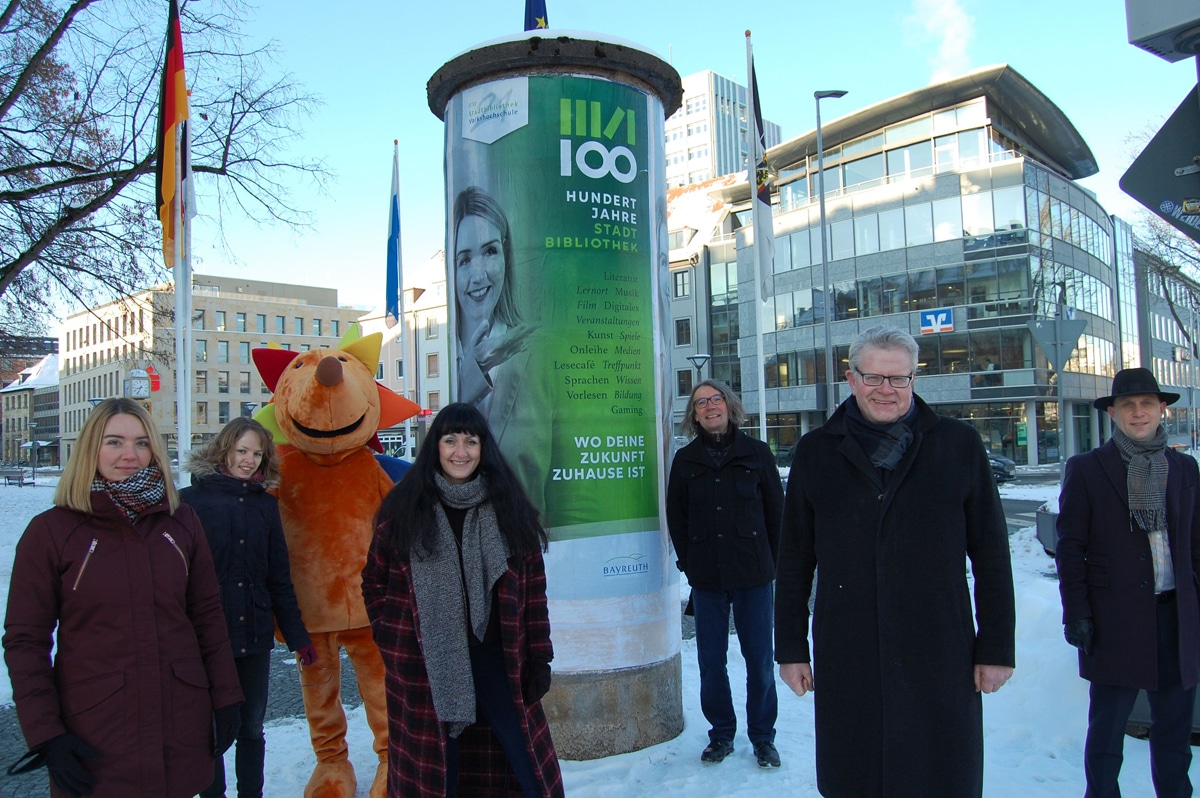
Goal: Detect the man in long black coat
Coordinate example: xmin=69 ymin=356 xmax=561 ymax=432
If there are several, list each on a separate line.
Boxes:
xmin=775 ymin=325 xmax=1016 ymax=797
xmin=1056 ymin=367 xmax=1200 ymax=798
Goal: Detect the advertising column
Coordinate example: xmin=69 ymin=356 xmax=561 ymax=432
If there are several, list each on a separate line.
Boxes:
xmin=430 ymin=35 xmax=682 ymax=758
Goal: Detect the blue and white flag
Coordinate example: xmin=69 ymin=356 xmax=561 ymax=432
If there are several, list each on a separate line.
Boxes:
xmin=385 ymin=141 xmax=402 ymax=328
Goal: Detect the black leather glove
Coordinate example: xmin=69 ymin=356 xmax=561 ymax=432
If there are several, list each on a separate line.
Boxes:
xmin=522 ymin=661 xmax=552 ymax=705
xmin=213 ymin=704 xmax=242 ymax=757
xmin=5 ymin=732 xmax=99 ymax=797
xmin=1064 ymin=618 xmax=1094 ymax=655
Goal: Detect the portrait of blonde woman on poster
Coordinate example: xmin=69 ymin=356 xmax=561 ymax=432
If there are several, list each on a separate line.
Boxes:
xmin=452 ymin=185 xmax=551 ymax=518
xmin=454 ymin=185 xmax=537 ymax=415
xmin=3 ymin=398 xmax=243 ymax=797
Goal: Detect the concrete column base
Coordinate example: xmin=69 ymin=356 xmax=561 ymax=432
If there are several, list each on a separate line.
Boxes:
xmin=542 ymin=653 xmax=683 ymax=760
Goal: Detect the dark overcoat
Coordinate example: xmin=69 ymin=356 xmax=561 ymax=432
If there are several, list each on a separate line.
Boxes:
xmin=666 ymin=426 xmax=784 ymax=591
xmin=775 ymin=396 xmax=1015 ymax=798
xmin=362 ymin=532 xmax=563 ymax=797
xmin=180 ymin=466 xmax=311 ymax=657
xmin=3 ymin=494 xmax=243 ymax=797
xmin=1055 ymin=439 xmax=1200 ymax=689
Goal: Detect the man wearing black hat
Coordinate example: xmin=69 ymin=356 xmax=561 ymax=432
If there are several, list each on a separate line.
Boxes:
xmin=1056 ymin=367 xmax=1200 ymax=797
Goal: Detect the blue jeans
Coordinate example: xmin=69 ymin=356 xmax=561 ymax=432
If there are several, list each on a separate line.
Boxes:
xmin=202 ymin=651 xmax=271 ymax=798
xmin=692 ymin=582 xmax=778 ymax=745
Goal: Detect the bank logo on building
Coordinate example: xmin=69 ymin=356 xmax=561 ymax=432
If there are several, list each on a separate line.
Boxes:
xmin=602 ymin=552 xmax=649 ymax=577
xmin=919 ymin=308 xmax=954 ymax=334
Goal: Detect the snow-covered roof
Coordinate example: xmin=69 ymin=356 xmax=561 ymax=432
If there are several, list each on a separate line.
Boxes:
xmin=0 ymin=353 xmax=58 ymax=393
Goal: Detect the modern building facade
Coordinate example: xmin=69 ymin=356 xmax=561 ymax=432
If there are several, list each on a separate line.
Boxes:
xmin=57 ymin=275 xmax=362 ymax=464
xmin=665 ymin=70 xmax=781 ymax=189
xmin=669 ymin=64 xmax=1138 ymax=466
xmin=1133 ymin=244 xmax=1200 ymax=446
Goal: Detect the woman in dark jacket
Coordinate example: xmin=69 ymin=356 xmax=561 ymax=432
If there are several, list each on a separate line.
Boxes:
xmin=180 ymin=417 xmax=314 ymax=798
xmin=3 ymin=398 xmax=243 ymax=797
xmin=666 ymin=379 xmax=785 ymax=768
xmin=363 ymin=402 xmax=563 ymax=797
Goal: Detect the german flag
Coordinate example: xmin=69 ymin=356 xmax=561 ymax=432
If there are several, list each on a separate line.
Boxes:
xmin=155 ymin=0 xmax=188 ymax=268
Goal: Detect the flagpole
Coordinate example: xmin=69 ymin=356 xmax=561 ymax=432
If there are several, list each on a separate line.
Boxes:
xmin=390 ymin=140 xmax=413 ymax=459
xmin=746 ymin=31 xmax=768 ymax=442
xmin=180 ymin=123 xmax=193 ymax=465
xmin=172 ymin=125 xmax=189 ymax=466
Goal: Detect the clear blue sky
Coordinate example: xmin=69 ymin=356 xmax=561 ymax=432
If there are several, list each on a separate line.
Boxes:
xmin=188 ymin=0 xmax=1199 ymax=309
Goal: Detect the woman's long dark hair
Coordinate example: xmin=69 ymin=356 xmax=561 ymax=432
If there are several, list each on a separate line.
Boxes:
xmin=374 ymin=402 xmax=548 ymax=558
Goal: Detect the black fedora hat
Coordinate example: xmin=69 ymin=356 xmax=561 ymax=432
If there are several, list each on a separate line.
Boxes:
xmin=1093 ymin=367 xmax=1181 ymax=410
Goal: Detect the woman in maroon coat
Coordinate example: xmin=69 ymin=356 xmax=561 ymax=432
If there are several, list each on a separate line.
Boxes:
xmin=3 ymin=398 xmax=243 ymax=797
xmin=363 ymin=402 xmax=563 ymax=797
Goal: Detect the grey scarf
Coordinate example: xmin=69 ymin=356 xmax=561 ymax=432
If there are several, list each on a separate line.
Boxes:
xmin=409 ymin=473 xmax=510 ymax=738
xmin=1112 ymin=425 xmax=1169 ymax=534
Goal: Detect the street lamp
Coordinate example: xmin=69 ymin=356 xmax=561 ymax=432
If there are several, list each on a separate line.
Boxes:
xmin=815 ymin=89 xmax=847 ymax=419
xmin=28 ymin=422 xmax=37 ymax=486
xmin=686 ymin=353 xmax=711 ymax=386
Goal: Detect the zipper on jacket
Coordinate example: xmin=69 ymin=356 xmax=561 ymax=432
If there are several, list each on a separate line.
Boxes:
xmin=161 ymin=531 xmax=189 ymax=576
xmin=72 ymin=539 xmax=99 ymax=591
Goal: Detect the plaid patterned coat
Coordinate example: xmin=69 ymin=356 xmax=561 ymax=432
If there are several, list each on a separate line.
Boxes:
xmin=362 ymin=531 xmax=564 ymax=797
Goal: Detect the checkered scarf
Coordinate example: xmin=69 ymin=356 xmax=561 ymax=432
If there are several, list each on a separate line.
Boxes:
xmin=1112 ymin=425 xmax=1169 ymax=534
xmin=92 ymin=465 xmax=166 ymax=521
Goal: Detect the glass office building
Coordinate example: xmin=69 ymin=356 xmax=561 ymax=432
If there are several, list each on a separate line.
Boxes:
xmin=673 ymin=65 xmax=1124 ymax=465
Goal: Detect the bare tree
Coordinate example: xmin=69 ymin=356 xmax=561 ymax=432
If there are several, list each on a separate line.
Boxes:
xmin=0 ymin=0 xmax=326 ymax=335
xmin=1138 ymin=211 xmax=1200 ymax=357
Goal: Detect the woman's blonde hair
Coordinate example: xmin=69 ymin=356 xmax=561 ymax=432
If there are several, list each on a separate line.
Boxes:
xmin=56 ymin=398 xmax=179 ymax=514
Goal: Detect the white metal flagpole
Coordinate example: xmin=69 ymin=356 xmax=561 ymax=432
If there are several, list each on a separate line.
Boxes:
xmin=179 ymin=120 xmax=194 ymax=463
xmin=172 ymin=123 xmax=189 ymax=466
xmin=746 ymin=31 xmax=771 ymax=442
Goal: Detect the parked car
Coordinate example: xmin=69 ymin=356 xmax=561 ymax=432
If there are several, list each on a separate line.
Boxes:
xmin=989 ymin=453 xmax=1016 ymax=483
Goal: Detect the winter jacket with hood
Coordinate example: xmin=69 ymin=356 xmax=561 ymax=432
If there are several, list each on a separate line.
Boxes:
xmin=180 ymin=455 xmax=311 ymax=658
xmin=3 ymin=492 xmax=243 ymax=797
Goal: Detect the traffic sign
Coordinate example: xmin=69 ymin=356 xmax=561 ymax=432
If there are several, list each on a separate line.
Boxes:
xmin=1120 ymin=85 xmax=1200 ymax=245
xmin=1027 ymin=317 xmax=1088 ymax=371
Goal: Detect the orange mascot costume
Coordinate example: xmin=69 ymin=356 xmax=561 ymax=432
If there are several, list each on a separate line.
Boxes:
xmin=253 ymin=325 xmax=419 ymax=798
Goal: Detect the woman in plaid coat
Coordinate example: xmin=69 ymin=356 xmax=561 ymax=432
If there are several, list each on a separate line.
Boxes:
xmin=363 ymin=403 xmax=563 ymax=797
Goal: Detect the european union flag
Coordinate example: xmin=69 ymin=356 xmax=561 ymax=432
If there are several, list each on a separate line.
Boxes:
xmin=525 ymin=0 xmax=548 ymax=30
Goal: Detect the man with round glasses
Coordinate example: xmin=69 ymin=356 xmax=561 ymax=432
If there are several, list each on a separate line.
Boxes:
xmin=667 ymin=379 xmax=784 ymax=769
xmin=774 ymin=325 xmax=1015 ymax=796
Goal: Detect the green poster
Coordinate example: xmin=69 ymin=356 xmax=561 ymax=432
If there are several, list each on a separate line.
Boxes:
xmin=445 ymin=74 xmax=665 ymax=552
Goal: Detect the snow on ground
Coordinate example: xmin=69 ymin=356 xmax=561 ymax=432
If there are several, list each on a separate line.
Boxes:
xmin=2 ymin=476 xmax=1196 ymax=795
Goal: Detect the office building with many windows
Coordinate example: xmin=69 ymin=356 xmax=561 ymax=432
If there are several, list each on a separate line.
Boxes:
xmin=668 ymin=64 xmax=1147 ymax=466
xmin=665 ymin=70 xmax=781 ymax=189
xmin=57 ymin=275 xmax=362 ymax=463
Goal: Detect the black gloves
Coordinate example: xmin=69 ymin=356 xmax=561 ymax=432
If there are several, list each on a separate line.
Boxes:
xmin=213 ymin=703 xmax=242 ymax=757
xmin=1064 ymin=618 xmax=1094 ymax=655
xmin=522 ymin=661 xmax=552 ymax=705
xmin=5 ymin=732 xmax=98 ymax=797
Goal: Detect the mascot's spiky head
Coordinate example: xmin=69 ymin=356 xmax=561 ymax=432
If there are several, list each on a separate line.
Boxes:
xmin=252 ymin=323 xmax=420 ymax=457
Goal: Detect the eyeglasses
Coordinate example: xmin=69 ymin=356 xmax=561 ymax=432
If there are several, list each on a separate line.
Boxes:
xmin=854 ymin=369 xmax=914 ymax=388
xmin=694 ymin=393 xmax=726 ymax=409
